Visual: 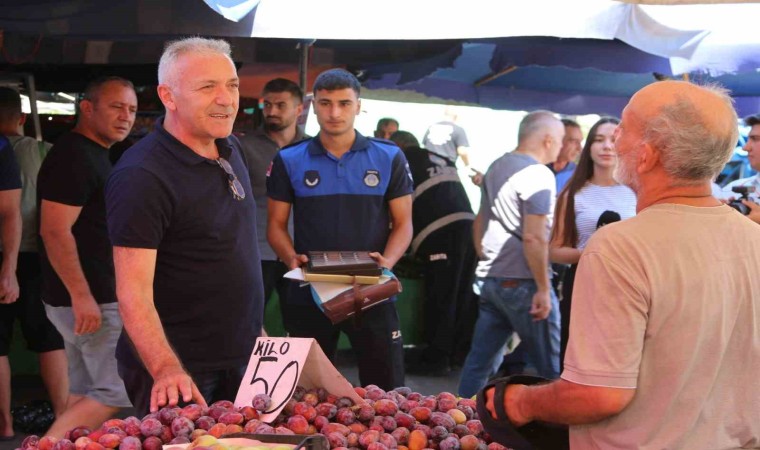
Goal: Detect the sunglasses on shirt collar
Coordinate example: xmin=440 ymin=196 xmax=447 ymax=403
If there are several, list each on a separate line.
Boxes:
xmin=216 ymin=157 xmax=246 ymax=201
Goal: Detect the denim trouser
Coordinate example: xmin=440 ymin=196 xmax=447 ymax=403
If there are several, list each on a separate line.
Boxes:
xmin=458 ymin=277 xmax=561 ymax=398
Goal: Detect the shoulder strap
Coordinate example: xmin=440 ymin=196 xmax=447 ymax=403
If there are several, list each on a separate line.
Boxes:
xmin=482 ymin=175 xmax=523 ymax=242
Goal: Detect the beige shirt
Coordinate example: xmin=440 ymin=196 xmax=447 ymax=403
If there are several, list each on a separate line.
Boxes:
xmin=4 ymin=136 xmax=50 ymax=253
xmin=563 ymin=204 xmax=760 ymax=450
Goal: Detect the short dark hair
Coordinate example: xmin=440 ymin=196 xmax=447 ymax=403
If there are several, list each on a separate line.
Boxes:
xmin=263 ymin=78 xmax=303 ymax=103
xmin=561 ymin=118 xmax=581 ymax=129
xmin=389 ymin=130 xmax=419 ymax=150
xmin=313 ymin=69 xmax=360 ymax=96
xmin=82 ymin=76 xmax=135 ymax=104
xmin=744 ymin=114 xmax=760 ymax=127
xmin=0 ymin=87 xmax=22 ymax=122
xmin=376 ymin=118 xmax=399 ymax=132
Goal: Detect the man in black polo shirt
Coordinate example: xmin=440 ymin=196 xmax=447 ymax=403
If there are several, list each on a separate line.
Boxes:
xmin=38 ymin=76 xmax=136 ymax=436
xmin=106 ymin=37 xmax=264 ymax=415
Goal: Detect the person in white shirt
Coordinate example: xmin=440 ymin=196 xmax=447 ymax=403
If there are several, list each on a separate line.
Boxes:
xmin=548 ymin=116 xmax=636 ymax=370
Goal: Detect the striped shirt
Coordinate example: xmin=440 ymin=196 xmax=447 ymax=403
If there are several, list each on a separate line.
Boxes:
xmin=574 ymin=183 xmax=637 ymax=250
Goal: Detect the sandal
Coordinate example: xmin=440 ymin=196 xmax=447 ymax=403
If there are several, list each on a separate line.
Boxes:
xmin=476 ymin=375 xmax=569 ymax=450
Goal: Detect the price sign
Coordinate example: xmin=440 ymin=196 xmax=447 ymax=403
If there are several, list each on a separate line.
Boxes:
xmin=234 ymin=337 xmax=310 ymax=421
xmin=234 ymin=337 xmax=365 ymax=423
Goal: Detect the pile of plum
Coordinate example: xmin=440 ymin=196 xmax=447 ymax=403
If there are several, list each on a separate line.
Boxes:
xmin=15 ymin=385 xmax=513 ymax=450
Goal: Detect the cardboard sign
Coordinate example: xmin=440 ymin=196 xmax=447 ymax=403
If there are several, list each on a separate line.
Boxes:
xmin=234 ymin=337 xmax=365 ymax=422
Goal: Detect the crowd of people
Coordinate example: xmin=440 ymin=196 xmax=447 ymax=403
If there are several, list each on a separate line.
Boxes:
xmin=0 ymin=35 xmax=757 ymax=449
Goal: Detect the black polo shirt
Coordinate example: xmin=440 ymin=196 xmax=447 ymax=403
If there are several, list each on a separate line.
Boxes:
xmin=106 ymin=118 xmax=264 ymax=371
xmin=0 ymin=136 xmax=21 ymax=191
xmin=37 ymin=131 xmax=116 ymax=307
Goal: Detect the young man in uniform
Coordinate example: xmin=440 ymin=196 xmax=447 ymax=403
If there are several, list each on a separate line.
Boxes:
xmin=267 ymin=69 xmax=413 ymax=390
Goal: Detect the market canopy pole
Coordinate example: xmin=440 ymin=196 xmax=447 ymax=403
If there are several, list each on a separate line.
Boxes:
xmin=25 ymin=74 xmax=42 ymax=142
xmin=298 ymin=40 xmax=314 ymax=92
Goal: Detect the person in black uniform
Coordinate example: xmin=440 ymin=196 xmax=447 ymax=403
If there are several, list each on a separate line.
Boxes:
xmin=390 ymin=130 xmax=478 ymax=375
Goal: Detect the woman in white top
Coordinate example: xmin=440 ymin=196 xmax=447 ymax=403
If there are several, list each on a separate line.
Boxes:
xmin=549 ymin=117 xmax=637 ymax=370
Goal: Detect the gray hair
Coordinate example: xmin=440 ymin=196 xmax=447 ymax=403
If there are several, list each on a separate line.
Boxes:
xmin=517 ymin=110 xmax=560 ymax=144
xmin=643 ymin=84 xmax=738 ymax=184
xmin=158 ymin=37 xmax=233 ymax=87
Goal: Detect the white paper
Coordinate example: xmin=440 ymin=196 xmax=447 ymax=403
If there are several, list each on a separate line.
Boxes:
xmin=283 ymin=268 xmax=392 ymax=306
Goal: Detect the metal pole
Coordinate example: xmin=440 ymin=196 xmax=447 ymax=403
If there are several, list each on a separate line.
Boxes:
xmin=25 ymin=74 xmax=43 ymax=141
xmin=298 ymin=40 xmax=311 ymax=92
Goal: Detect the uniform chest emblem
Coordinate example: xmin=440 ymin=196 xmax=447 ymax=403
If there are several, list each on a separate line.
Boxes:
xmin=304 ymin=170 xmax=320 ymax=188
xmin=364 ymin=169 xmax=380 ymax=187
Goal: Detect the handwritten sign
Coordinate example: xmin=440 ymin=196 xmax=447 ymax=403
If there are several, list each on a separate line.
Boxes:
xmin=234 ymin=337 xmax=364 ymax=422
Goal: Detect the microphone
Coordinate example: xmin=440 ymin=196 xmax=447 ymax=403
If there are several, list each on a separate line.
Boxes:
xmin=596 ymin=210 xmax=621 ymax=229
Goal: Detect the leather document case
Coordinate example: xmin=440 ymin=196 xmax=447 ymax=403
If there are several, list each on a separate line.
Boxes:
xmin=320 ymin=278 xmax=402 ymax=324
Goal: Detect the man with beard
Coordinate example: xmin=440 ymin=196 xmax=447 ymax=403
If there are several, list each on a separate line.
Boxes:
xmin=482 ymin=81 xmax=760 ymax=449
xmin=240 ymin=78 xmax=307 ymax=307
xmin=374 ymin=118 xmax=398 ymax=140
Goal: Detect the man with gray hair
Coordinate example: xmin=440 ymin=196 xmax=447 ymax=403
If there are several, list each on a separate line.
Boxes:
xmin=457 ymin=110 xmax=563 ymax=398
xmin=482 ymin=81 xmax=760 ymax=449
xmin=106 ymin=37 xmax=264 ymax=415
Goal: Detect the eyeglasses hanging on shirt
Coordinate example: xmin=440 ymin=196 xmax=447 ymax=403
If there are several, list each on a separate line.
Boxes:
xmin=217 ymin=157 xmax=246 ymax=201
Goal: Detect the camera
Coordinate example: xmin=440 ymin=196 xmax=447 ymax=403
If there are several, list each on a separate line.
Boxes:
xmin=728 ymin=186 xmax=756 ymax=215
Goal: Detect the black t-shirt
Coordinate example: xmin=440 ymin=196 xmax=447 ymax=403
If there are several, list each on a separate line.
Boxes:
xmin=37 ymin=131 xmax=115 ymax=307
xmin=107 ymin=118 xmax=264 ymax=371
xmin=0 ymin=136 xmax=22 ymax=191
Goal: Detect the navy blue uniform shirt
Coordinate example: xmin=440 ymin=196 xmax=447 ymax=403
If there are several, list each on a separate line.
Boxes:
xmin=106 ymin=118 xmax=264 ymax=371
xmin=267 ymin=132 xmax=413 ymax=304
xmin=0 ymin=136 xmax=21 ymax=191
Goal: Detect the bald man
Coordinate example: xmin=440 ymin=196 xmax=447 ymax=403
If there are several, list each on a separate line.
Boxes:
xmin=457 ymin=110 xmax=564 ymax=398
xmin=483 ymin=81 xmax=760 ymax=449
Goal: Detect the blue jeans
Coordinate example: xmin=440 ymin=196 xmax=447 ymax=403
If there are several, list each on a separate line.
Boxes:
xmin=458 ymin=278 xmax=560 ymax=398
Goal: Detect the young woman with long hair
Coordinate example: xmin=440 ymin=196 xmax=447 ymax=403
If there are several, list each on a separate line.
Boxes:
xmin=549 ymin=117 xmax=637 ymax=370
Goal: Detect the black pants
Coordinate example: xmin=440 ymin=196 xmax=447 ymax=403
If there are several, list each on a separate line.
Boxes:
xmin=117 ymin=344 xmax=247 ymax=417
xmin=0 ymin=252 xmax=63 ymax=355
xmin=559 ymin=264 xmax=578 ymax=372
xmin=418 ymin=221 xmax=478 ymax=363
xmin=280 ymin=289 xmax=404 ymax=391
xmin=261 ymin=260 xmax=289 ymax=307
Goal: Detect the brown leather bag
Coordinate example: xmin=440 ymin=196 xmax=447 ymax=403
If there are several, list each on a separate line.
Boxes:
xmin=321 ymin=278 xmax=402 ymax=324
